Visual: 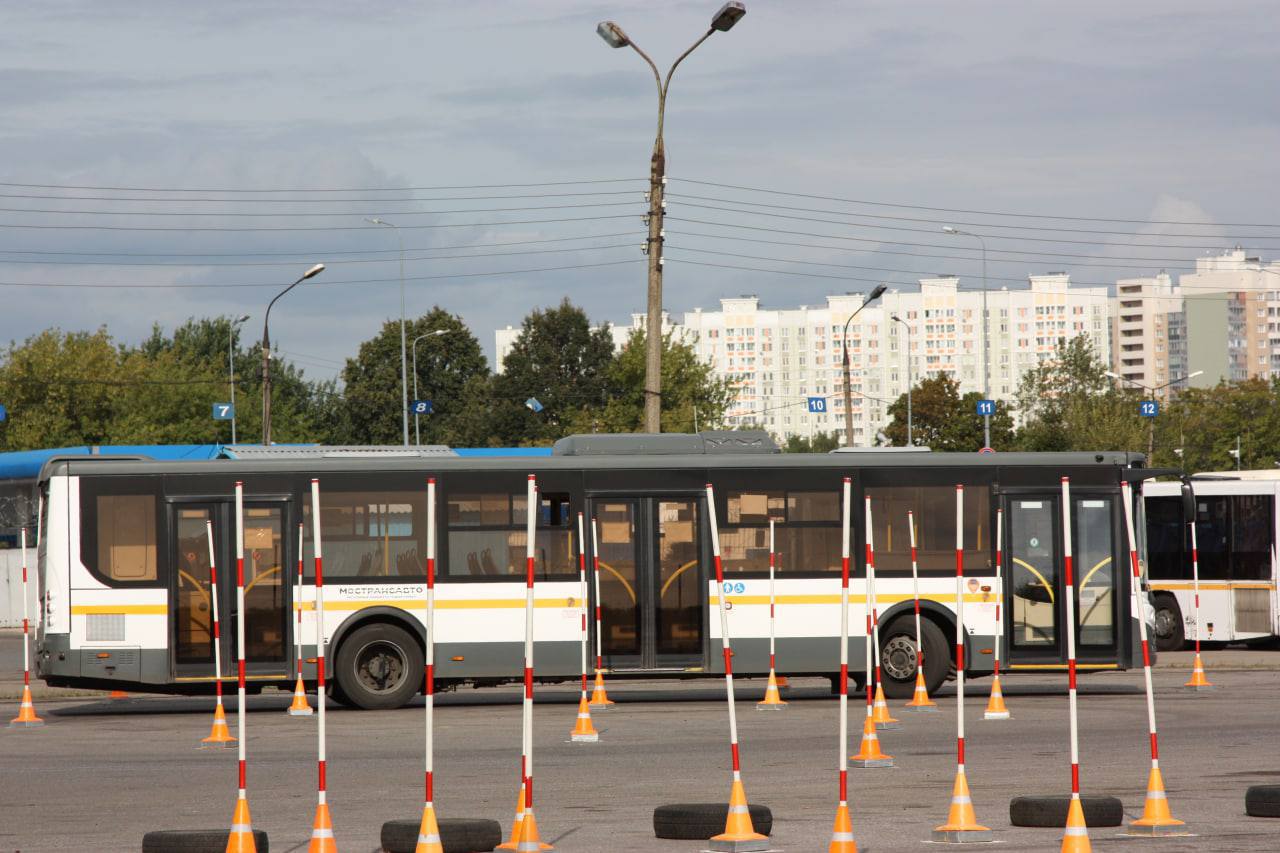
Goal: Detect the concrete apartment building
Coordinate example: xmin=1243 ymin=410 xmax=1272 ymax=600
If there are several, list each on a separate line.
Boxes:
xmin=1111 ymin=272 xmax=1187 ymax=390
xmin=496 ymin=274 xmax=1111 ymax=444
xmin=1181 ymin=248 xmax=1280 ymax=387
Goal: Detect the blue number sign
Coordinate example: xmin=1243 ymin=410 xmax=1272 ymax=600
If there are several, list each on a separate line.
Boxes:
xmin=807 ymin=397 xmax=826 ymax=413
xmin=0 ymin=403 xmax=6 ymax=422
xmin=1139 ymin=400 xmax=1159 ymax=418
xmin=212 ymin=403 xmax=234 ymax=421
xmin=976 ymin=399 xmax=996 ymax=416
xmin=411 ymin=400 xmax=433 ymax=415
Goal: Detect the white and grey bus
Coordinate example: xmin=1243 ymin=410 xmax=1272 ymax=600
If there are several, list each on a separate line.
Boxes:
xmin=1145 ymin=471 xmax=1280 ymax=650
xmin=35 ymin=434 xmax=1153 ymax=709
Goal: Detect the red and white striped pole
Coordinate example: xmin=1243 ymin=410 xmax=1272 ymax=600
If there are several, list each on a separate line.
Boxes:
xmin=1184 ymin=514 xmax=1214 ymax=689
xmin=904 ymin=509 xmax=937 ymax=712
xmin=828 ymin=477 xmax=856 ymax=850
xmin=1120 ymin=481 xmax=1188 ymax=835
xmin=416 ymin=478 xmax=444 ymax=851
xmin=288 ymin=522 xmax=314 ymax=716
xmin=705 ymin=483 xmax=769 ymax=849
xmin=930 ymin=484 xmax=991 ymax=841
xmin=588 ymin=516 xmax=613 ymax=709
xmin=199 ymin=520 xmax=234 ymax=746
xmin=511 ymin=474 xmax=547 ymax=848
xmin=983 ymin=508 xmax=1011 ymax=720
xmin=865 ymin=497 xmax=898 ymax=729
xmin=570 ymin=512 xmax=599 ymax=739
xmin=1060 ymin=477 xmax=1091 ymax=851
xmin=224 ymin=481 xmax=256 ymax=851
xmin=308 ymin=479 xmax=337 ymax=851
xmin=757 ymin=517 xmax=787 ymax=710
xmin=9 ymin=528 xmax=43 ymax=727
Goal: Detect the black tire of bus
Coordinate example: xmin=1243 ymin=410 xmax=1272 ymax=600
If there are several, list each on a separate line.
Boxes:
xmin=878 ymin=615 xmax=949 ymax=700
xmin=142 ymin=830 xmax=270 ymax=852
xmin=1152 ymin=593 xmax=1185 ymax=652
xmin=1245 ymin=785 xmax=1280 ymax=818
xmin=381 ymin=817 xmax=504 ymax=852
xmin=333 ymin=622 xmax=424 ymax=710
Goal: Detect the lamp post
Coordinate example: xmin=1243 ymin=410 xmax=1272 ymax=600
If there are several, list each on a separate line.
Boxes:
xmin=597 ymin=1 xmax=746 ymax=434
xmin=840 ymin=283 xmax=888 ymax=448
xmin=367 ymin=216 xmax=410 ymax=446
xmin=227 ymin=314 xmax=250 ymax=445
xmin=942 ymin=226 xmax=991 ymax=448
xmin=891 ymin=313 xmax=912 ymax=446
xmin=262 ymin=264 xmax=325 ymax=445
xmin=1104 ymin=369 xmax=1203 ymax=462
xmin=411 ymin=329 xmax=451 ymax=447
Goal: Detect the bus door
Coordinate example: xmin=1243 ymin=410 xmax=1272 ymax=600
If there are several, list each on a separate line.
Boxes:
xmin=170 ymin=499 xmax=292 ymax=681
xmin=1004 ymin=491 xmax=1122 ymax=668
xmin=588 ymin=495 xmax=706 ymax=671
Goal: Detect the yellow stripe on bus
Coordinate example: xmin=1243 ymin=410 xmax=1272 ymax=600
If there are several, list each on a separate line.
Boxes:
xmin=300 ymin=598 xmax=578 ymax=612
xmin=1149 ymin=582 xmax=1275 ymax=592
xmin=1008 ymin=663 xmax=1120 ymax=670
xmin=708 ymin=593 xmax=990 ymax=606
xmin=71 ymin=604 xmax=167 ymax=615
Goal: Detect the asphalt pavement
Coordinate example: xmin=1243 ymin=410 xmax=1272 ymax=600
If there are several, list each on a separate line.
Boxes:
xmin=3 ymin=651 xmax=1280 ymax=852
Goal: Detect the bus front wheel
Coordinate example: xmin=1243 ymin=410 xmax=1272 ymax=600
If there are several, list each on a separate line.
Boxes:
xmin=1152 ymin=594 xmax=1185 ymax=652
xmin=334 ymin=622 xmax=424 ymax=710
xmin=878 ymin=615 xmax=948 ymax=700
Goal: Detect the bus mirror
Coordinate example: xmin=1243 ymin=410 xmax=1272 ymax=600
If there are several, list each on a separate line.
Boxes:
xmin=1180 ymin=481 xmax=1196 ymax=521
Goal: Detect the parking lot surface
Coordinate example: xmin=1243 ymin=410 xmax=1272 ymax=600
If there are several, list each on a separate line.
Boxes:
xmin=4 ymin=652 xmax=1280 ymax=852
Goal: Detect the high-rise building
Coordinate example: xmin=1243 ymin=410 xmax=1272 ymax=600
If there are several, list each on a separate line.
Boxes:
xmin=1181 ymin=248 xmax=1280 ymax=386
xmin=1111 ymin=272 xmax=1187 ymax=390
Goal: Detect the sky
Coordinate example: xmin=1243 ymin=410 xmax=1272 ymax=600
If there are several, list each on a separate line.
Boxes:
xmin=2 ymin=0 xmax=1278 ymax=384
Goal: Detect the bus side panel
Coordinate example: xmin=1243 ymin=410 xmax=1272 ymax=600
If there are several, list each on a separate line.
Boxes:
xmin=35 ymin=475 xmax=73 ymax=683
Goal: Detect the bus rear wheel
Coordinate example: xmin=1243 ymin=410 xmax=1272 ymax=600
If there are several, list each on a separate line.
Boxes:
xmin=1152 ymin=594 xmax=1185 ymax=652
xmin=334 ymin=622 xmax=423 ymax=710
xmin=878 ymin=615 xmax=948 ymax=700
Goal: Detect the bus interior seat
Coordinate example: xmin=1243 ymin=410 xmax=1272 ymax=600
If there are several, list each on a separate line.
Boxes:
xmin=467 ymin=552 xmax=483 ymax=576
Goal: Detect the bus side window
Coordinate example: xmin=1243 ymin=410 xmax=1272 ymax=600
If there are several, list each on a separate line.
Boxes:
xmin=94 ymin=494 xmax=158 ymax=583
xmin=1194 ymin=497 xmax=1230 ymax=580
xmin=1231 ymin=494 xmax=1272 ymax=581
xmin=1144 ymin=496 xmax=1187 ymax=581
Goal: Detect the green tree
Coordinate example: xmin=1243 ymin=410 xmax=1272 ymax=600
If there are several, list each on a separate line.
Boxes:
xmin=490 ymin=300 xmax=616 ymax=443
xmin=881 ymin=374 xmax=1014 ymax=451
xmin=782 ymin=431 xmax=842 ymax=453
xmin=1014 ymin=334 xmax=1112 ymax=451
xmin=0 ymin=328 xmax=122 ymax=450
xmin=575 ymin=329 xmax=734 ymax=434
xmin=1161 ymin=378 xmax=1280 ymax=472
xmin=335 ymin=308 xmax=489 ymax=445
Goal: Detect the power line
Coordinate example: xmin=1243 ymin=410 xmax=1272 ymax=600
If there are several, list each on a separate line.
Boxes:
xmin=0 ymin=178 xmax=645 ymax=193
xmin=0 ymin=189 xmax=639 ymax=204
xmin=670 ymin=177 xmax=1280 ymax=229
xmin=0 ymin=200 xmax=638 ymax=218
xmin=0 ymin=213 xmax=641 ymax=233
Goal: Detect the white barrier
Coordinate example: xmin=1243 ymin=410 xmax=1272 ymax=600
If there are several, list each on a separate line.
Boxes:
xmin=0 ymin=550 xmax=39 ymax=629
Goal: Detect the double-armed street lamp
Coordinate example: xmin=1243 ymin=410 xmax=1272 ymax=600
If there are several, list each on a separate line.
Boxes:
xmin=227 ymin=314 xmax=250 ymax=445
xmin=366 ymin=216 xmax=411 ymax=446
xmin=596 ymin=2 xmax=746 ymax=434
xmin=890 ymin=313 xmax=912 ymax=446
xmin=261 ymin=263 xmax=325 ymax=445
xmin=411 ymin=329 xmax=451 ymax=447
xmin=840 ymin=283 xmax=888 ymax=447
xmin=942 ymin=225 xmax=992 ymax=448
xmin=1104 ymin=369 xmax=1203 ymax=461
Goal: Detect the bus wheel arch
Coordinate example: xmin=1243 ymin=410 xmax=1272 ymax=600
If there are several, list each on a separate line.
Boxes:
xmin=1151 ymin=593 xmax=1185 ymax=652
xmin=329 ymin=608 xmax=425 ymax=710
xmin=876 ymin=602 xmax=953 ymax=700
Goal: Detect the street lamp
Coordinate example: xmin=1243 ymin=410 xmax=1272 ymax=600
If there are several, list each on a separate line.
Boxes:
xmin=411 ymin=329 xmax=451 ymax=447
xmin=261 ymin=263 xmax=325 ymax=445
xmin=227 ymin=314 xmax=250 ymax=445
xmin=367 ymin=216 xmax=410 ymax=446
xmin=1104 ymin=369 xmax=1203 ymax=461
xmin=890 ymin=313 xmax=912 ymax=446
xmin=597 ymin=2 xmax=746 ymax=434
xmin=840 ymin=283 xmax=888 ymax=447
xmin=942 ymin=226 xmax=991 ymax=448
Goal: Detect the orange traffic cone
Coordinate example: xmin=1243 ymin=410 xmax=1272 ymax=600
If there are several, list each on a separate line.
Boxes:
xmin=109 ymin=689 xmax=129 ymax=699
xmin=849 ymin=715 xmax=893 ymax=768
xmin=513 ymin=804 xmax=551 ymax=852
xmin=756 ymin=670 xmax=787 ymax=710
xmin=828 ymin=801 xmax=856 ymax=852
xmin=1184 ymin=653 xmax=1215 ymax=690
xmin=288 ymin=676 xmax=315 ymax=716
xmin=983 ymin=676 xmax=1011 ymax=720
xmin=707 ymin=777 xmax=770 ymax=852
xmin=904 ymin=670 xmax=938 ymax=711
xmin=225 ymin=795 xmax=257 ymax=853
xmin=775 ymin=675 xmax=790 ymax=688
xmin=870 ymin=684 xmax=900 ymax=729
xmin=1061 ymin=795 xmax=1091 ymax=852
xmin=569 ymin=694 xmax=599 ymax=742
xmin=307 ymin=801 xmax=336 ymax=852
xmin=414 ymin=803 xmax=444 ymax=853
xmin=8 ymin=685 xmax=44 ymax=728
xmin=931 ymin=769 xmax=992 ymax=842
xmin=497 ymin=784 xmax=551 ymax=852
xmin=200 ymin=701 xmax=236 ymax=748
xmin=1124 ymin=766 xmax=1189 ymax=836
xmin=588 ymin=669 xmax=614 ymax=708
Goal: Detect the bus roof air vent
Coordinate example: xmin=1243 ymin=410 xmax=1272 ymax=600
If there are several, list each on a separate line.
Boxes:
xmin=552 ymin=431 xmax=779 ymax=456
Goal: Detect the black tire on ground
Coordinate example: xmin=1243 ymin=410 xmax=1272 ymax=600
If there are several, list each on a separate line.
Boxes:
xmin=653 ymin=803 xmax=772 ymax=840
xmin=878 ymin=614 xmax=949 ymax=700
xmin=1009 ymin=795 xmax=1124 ymax=828
xmin=381 ymin=817 xmax=504 ymax=852
xmin=1245 ymin=785 xmax=1280 ymax=818
xmin=142 ymin=830 xmax=269 ymax=852
xmin=1152 ymin=593 xmax=1185 ymax=652
xmin=334 ymin=621 xmax=424 ymax=710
